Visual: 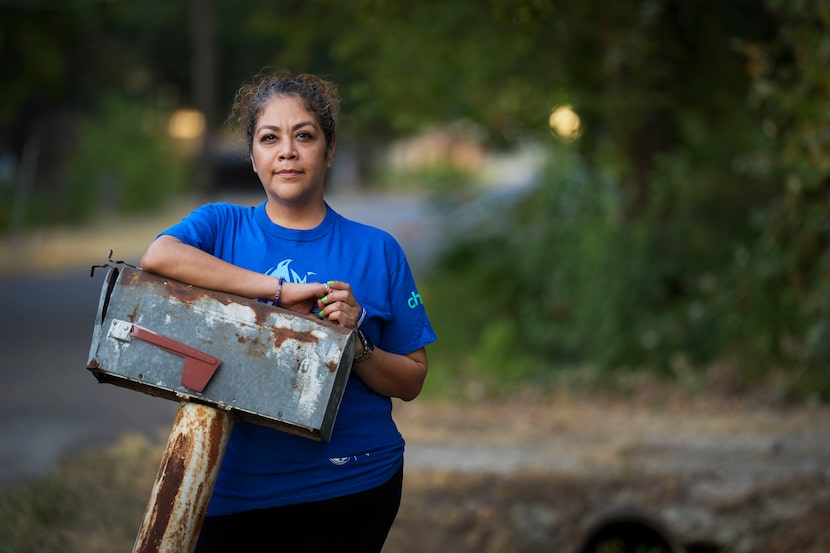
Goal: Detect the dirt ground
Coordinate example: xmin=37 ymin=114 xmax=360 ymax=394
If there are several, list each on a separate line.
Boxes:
xmin=383 ymin=391 xmax=830 ymax=553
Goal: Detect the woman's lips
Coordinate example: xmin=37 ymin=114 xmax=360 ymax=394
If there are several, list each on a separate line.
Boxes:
xmin=277 ymin=169 xmax=302 ymax=177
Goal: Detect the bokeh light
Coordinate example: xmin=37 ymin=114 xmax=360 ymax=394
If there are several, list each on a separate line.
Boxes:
xmin=549 ymin=104 xmax=582 ymax=141
xmin=167 ymin=108 xmax=206 ymax=140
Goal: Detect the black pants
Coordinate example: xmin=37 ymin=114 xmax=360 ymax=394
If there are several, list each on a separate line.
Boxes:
xmin=194 ymin=463 xmax=403 ymax=553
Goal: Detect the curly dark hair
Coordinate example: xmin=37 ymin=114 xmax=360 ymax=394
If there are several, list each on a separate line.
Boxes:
xmin=228 ymin=68 xmax=340 ymax=155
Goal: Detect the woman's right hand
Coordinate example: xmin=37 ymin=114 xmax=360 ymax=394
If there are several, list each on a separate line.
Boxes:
xmin=278 ymin=282 xmax=326 ymax=315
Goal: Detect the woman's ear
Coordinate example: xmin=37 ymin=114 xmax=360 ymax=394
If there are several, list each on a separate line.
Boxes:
xmin=251 ymin=154 xmax=257 ymax=173
xmin=326 ymin=140 xmax=337 ymax=168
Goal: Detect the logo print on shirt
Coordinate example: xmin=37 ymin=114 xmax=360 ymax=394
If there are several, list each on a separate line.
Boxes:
xmin=266 ymin=259 xmax=317 ymax=283
xmin=329 ymin=453 xmax=370 ymax=466
xmin=407 ymin=290 xmax=423 ymax=309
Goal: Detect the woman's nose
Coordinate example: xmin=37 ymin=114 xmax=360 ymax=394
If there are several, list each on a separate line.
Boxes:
xmin=278 ymin=139 xmax=297 ymax=159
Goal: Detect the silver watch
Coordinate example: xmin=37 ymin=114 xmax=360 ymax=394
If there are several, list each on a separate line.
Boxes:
xmin=353 ymin=330 xmax=374 ymax=363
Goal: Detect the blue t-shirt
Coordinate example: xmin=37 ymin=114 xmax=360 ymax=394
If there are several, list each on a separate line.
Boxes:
xmin=160 ymin=201 xmax=437 ymax=516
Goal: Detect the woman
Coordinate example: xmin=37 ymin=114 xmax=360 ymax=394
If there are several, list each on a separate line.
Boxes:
xmin=140 ymin=70 xmax=436 ymax=552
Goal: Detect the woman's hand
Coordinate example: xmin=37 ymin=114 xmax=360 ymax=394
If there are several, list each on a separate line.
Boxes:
xmin=278 ymin=282 xmax=323 ymax=315
xmin=316 ymin=280 xmax=363 ymax=328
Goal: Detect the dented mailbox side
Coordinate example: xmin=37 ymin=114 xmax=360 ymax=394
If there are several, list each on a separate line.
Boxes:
xmin=87 ymin=266 xmax=354 ymax=441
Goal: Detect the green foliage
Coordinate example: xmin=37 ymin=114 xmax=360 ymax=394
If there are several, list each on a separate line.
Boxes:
xmin=3 ymin=0 xmax=829 ymax=398
xmin=418 ymin=0 xmax=830 ymax=401
xmin=701 ymin=0 xmax=830 ymax=397
xmin=428 ymin=149 xmax=830 ymax=398
xmin=329 ymin=1 xmax=559 ymax=142
xmin=61 ymin=94 xmax=189 ymax=222
xmin=426 ymin=150 xmax=674 ymax=381
xmin=0 ymin=5 xmax=103 ymax=128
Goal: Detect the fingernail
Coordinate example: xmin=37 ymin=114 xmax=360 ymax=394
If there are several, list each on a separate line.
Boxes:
xmin=321 ymin=296 xmax=328 ymax=303
xmin=327 ymin=280 xmax=335 ymax=286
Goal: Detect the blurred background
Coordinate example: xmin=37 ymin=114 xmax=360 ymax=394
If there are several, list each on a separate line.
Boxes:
xmin=1 ymin=1 xmax=829 ymax=552
xmin=3 ymin=0 xmax=829 ymax=398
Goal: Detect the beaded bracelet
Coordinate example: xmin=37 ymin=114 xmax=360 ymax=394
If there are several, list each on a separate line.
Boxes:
xmin=274 ymin=277 xmax=285 ymax=306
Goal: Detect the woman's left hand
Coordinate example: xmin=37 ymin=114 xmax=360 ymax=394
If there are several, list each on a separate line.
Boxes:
xmin=317 ymin=280 xmax=363 ymax=328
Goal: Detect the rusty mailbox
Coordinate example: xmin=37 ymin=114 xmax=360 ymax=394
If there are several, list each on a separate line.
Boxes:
xmin=87 ymin=262 xmax=356 ymax=553
xmin=87 ymin=264 xmax=355 ymax=442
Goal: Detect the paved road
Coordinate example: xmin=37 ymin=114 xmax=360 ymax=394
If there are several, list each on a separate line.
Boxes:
xmin=0 ymin=192 xmax=442 ymax=489
xmin=0 ymin=269 xmax=180 ymax=489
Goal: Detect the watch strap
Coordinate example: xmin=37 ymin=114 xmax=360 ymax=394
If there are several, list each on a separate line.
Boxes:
xmin=353 ymin=330 xmax=374 ymax=364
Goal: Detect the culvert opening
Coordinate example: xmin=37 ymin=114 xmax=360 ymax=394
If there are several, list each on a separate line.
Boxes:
xmin=577 ymin=515 xmax=678 ymax=553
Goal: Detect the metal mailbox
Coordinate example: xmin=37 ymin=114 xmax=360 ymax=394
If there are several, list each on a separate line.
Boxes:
xmin=87 ymin=265 xmax=355 ymax=442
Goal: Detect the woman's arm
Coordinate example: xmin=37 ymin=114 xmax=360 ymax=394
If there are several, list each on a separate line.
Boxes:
xmin=349 ymin=346 xmax=428 ymax=402
xmin=140 ymin=235 xmax=325 ymax=309
xmin=143 ymin=235 xmax=430 ymax=400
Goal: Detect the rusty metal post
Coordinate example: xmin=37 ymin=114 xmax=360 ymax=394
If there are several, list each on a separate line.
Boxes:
xmin=132 ymin=402 xmax=233 ymax=553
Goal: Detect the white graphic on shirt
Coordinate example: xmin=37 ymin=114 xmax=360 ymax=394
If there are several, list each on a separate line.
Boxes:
xmin=266 ymin=259 xmax=317 ymax=283
xmin=329 ymin=453 xmax=370 ymax=466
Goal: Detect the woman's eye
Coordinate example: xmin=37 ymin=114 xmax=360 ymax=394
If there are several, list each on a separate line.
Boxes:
xmin=260 ymin=134 xmax=276 ymax=143
xmin=297 ymin=131 xmax=313 ymax=141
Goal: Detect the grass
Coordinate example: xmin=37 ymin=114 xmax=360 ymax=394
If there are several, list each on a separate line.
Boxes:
xmin=0 ymin=433 xmax=163 ymax=553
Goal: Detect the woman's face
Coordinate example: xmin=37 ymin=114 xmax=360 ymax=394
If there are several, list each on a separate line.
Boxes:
xmin=251 ymin=95 xmax=335 ymax=209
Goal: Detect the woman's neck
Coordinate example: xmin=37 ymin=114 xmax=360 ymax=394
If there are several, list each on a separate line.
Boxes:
xmin=264 ymin=198 xmax=328 ymax=230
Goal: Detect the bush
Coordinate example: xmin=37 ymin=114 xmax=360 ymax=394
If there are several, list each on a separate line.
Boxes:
xmin=61 ymin=94 xmax=190 ymax=223
xmin=423 ymin=138 xmax=829 ymax=400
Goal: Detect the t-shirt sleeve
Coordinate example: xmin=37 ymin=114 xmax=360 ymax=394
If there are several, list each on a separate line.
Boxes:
xmin=159 ymin=202 xmax=225 ymax=253
xmin=377 ymin=251 xmax=437 ymax=356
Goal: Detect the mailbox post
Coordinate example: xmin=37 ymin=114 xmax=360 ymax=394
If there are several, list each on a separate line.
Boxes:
xmin=132 ymin=402 xmax=232 ymax=553
xmin=87 ymin=264 xmax=355 ymax=553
